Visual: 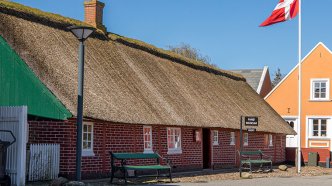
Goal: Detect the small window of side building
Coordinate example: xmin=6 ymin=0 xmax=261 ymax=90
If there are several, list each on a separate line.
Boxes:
xmin=213 ymin=130 xmax=219 ymax=145
xmin=230 ymin=132 xmax=235 ymax=145
xmin=269 ymin=134 xmax=273 ymax=147
xmin=82 ymin=122 xmax=95 ymax=156
xmin=243 ymin=133 xmax=248 ymax=146
xmin=143 ymin=126 xmax=153 ymax=153
xmin=167 ymin=128 xmax=182 ymax=154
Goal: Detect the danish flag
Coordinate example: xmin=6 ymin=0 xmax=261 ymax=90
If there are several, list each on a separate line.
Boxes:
xmin=260 ymin=0 xmax=299 ymax=27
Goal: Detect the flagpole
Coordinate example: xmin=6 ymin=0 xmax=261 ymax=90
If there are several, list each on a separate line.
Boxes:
xmin=297 ymin=0 xmax=302 ymax=174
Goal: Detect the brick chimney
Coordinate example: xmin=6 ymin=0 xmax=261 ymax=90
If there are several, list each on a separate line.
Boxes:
xmin=84 ymin=0 xmax=107 ymax=32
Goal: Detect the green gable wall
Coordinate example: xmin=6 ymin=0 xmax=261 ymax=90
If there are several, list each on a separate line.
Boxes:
xmin=0 ymin=35 xmax=72 ymax=120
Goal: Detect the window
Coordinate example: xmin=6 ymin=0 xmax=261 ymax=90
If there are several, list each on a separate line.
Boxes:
xmin=311 ymin=79 xmax=329 ymax=100
xmin=167 ymin=128 xmax=182 ymax=154
xmin=213 ymin=130 xmax=219 ymax=145
xmin=82 ymin=122 xmax=94 ymax=156
xmin=310 ymin=119 xmax=327 ymax=137
xmin=243 ymin=133 xmax=248 ymax=146
xmin=269 ymin=134 xmax=273 ymax=147
xmin=143 ymin=126 xmax=153 ymax=153
xmin=230 ymin=132 xmax=235 ymax=145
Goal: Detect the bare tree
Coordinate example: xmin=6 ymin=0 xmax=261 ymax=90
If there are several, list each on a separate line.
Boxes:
xmin=168 ymin=43 xmax=216 ymax=67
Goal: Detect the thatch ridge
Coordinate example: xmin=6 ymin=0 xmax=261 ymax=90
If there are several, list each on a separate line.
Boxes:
xmin=0 ymin=0 xmax=244 ymax=81
xmin=109 ymin=33 xmax=245 ymax=81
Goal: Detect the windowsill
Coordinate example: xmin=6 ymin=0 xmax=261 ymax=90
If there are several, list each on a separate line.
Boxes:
xmin=167 ymin=149 xmax=182 ymax=155
xmin=308 ymin=137 xmax=330 ymax=140
xmin=213 ymin=142 xmax=219 ymax=146
xmin=82 ymin=150 xmax=95 ymax=157
xmin=230 ymin=143 xmax=235 ymax=146
xmin=243 ymin=143 xmax=248 ymax=146
xmin=143 ymin=150 xmax=154 ymax=154
xmin=309 ymin=99 xmax=331 ymax=102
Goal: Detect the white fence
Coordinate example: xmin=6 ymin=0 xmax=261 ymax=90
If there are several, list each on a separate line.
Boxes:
xmin=28 ymin=144 xmax=60 ymax=181
xmin=0 ymin=106 xmax=27 ymax=186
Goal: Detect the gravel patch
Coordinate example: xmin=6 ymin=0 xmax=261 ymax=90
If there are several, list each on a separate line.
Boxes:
xmin=27 ymin=166 xmax=332 ymax=185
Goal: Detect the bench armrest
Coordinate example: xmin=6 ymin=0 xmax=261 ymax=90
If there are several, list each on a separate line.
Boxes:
xmin=162 ymin=157 xmax=172 ymax=166
xmin=155 ymin=152 xmax=172 ymax=167
xmin=261 ymin=153 xmax=272 ymax=160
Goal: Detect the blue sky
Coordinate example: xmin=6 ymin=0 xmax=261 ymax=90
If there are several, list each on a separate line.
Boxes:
xmin=11 ymin=0 xmax=332 ymax=77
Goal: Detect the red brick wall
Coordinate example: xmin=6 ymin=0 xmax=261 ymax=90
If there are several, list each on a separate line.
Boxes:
xmin=212 ymin=131 xmax=286 ymax=168
xmin=212 ymin=130 xmax=237 ymax=167
xmin=28 ymin=120 xmax=287 ymax=179
xmin=242 ymin=133 xmax=286 ymax=163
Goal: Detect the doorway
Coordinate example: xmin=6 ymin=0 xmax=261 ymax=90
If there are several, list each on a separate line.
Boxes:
xmin=202 ymin=128 xmax=211 ymax=169
xmin=284 ymin=118 xmax=298 ymax=147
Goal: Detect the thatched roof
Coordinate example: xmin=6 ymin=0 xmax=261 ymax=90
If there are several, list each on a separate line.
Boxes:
xmin=0 ymin=0 xmax=295 ymax=134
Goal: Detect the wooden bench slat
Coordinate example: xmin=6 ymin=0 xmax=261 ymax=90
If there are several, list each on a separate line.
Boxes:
xmin=112 ymin=153 xmax=160 ymax=159
xmin=124 ymin=165 xmax=171 ymax=170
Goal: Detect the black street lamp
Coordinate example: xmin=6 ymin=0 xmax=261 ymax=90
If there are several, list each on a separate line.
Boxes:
xmin=68 ymin=25 xmax=96 ymax=181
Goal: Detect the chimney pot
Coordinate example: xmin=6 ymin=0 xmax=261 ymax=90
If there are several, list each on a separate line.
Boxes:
xmin=84 ymin=0 xmax=107 ymax=32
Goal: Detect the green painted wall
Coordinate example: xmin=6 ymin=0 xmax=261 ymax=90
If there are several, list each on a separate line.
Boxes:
xmin=0 ymin=35 xmax=72 ymax=120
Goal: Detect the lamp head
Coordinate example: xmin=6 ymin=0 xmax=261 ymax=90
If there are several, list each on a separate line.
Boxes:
xmin=68 ymin=26 xmax=96 ymax=41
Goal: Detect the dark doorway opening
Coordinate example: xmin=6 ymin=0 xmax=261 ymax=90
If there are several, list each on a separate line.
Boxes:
xmin=202 ymin=128 xmax=211 ymax=169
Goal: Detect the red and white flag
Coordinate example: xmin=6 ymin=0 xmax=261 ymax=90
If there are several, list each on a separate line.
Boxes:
xmin=260 ymin=0 xmax=299 ymax=27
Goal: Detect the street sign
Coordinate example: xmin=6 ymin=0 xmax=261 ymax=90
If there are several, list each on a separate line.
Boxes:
xmin=247 ymin=128 xmax=256 ymax=132
xmin=244 ymin=116 xmax=258 ymax=126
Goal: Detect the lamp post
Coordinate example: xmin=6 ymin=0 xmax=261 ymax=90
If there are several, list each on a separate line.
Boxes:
xmin=68 ymin=26 xmax=96 ymax=181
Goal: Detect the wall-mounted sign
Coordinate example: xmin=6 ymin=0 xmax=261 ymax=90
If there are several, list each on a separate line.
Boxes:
xmin=244 ymin=116 xmax=258 ymax=126
xmin=247 ymin=128 xmax=256 ymax=132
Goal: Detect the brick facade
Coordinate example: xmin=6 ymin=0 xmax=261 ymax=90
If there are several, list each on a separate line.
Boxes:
xmin=28 ymin=119 xmax=287 ymax=179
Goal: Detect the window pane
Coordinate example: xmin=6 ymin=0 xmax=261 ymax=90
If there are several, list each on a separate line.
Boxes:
xmin=84 ymin=124 xmax=87 ymax=132
xmin=87 ymin=133 xmax=91 ymax=141
xmin=314 ymin=82 xmax=320 ymax=88
xmin=321 ymin=82 xmax=326 ymax=88
xmin=321 ymin=93 xmax=326 ymax=98
xmin=289 ymin=121 xmax=294 ymax=129
xmin=313 ymin=131 xmax=319 ymax=136
xmin=321 ymin=119 xmax=327 ymax=125
xmin=315 ymin=93 xmax=320 ymax=98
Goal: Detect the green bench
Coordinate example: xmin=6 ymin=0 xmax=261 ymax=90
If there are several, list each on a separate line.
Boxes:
xmin=110 ymin=152 xmax=172 ymax=184
xmin=238 ymin=150 xmax=272 ymax=174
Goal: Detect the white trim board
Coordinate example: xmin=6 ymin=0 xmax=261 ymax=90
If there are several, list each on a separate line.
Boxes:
xmin=257 ymin=66 xmax=269 ymax=94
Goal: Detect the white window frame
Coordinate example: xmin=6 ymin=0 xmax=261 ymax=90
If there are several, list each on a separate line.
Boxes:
xmin=308 ymin=118 xmax=328 ymax=138
xmin=213 ymin=130 xmax=219 ymax=145
xmin=230 ymin=132 xmax=235 ymax=145
xmin=167 ymin=128 xmax=182 ymax=154
xmin=269 ymin=134 xmax=273 ymax=147
xmin=143 ymin=126 xmax=153 ymax=153
xmin=310 ymin=78 xmax=330 ymax=101
xmin=243 ymin=133 xmax=248 ymax=146
xmin=82 ymin=122 xmax=94 ymax=157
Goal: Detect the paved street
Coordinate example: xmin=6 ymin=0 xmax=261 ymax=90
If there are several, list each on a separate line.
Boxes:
xmin=157 ymin=175 xmax=332 ymax=186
